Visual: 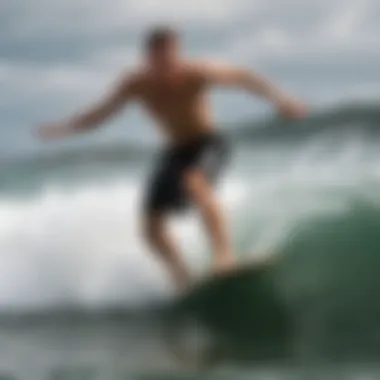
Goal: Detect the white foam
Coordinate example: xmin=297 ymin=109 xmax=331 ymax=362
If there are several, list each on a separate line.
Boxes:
xmin=0 ymin=178 xmax=247 ymax=312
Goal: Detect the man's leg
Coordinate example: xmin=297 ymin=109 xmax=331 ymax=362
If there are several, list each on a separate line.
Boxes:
xmin=143 ymin=212 xmax=191 ymax=291
xmin=184 ymin=170 xmax=235 ymax=273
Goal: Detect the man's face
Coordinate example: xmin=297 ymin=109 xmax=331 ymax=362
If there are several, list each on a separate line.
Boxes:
xmin=147 ymin=39 xmax=180 ymax=69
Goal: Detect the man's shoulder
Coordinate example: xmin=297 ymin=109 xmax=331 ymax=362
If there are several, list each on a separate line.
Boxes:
xmin=117 ymin=66 xmax=150 ymax=93
xmin=121 ymin=66 xmax=146 ymax=82
xmin=185 ymin=59 xmax=231 ymax=78
xmin=183 ymin=60 xmax=217 ymax=84
xmin=188 ymin=59 xmax=230 ymax=69
xmin=186 ymin=60 xmax=213 ymax=73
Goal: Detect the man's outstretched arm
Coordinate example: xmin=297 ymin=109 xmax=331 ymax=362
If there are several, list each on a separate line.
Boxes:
xmin=198 ymin=62 xmax=307 ymax=119
xmin=37 ymin=73 xmax=139 ymax=140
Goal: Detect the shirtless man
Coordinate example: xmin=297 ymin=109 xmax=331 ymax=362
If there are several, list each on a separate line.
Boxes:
xmin=38 ymin=26 xmax=307 ymax=291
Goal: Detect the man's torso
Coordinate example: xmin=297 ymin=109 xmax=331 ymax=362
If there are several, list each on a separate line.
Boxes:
xmin=132 ymin=63 xmax=214 ymax=146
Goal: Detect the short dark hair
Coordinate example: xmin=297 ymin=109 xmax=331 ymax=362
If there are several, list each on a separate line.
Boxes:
xmin=144 ymin=26 xmax=178 ymax=51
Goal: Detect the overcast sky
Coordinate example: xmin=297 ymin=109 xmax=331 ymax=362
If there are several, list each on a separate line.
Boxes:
xmin=1 ymin=0 xmax=380 ymax=157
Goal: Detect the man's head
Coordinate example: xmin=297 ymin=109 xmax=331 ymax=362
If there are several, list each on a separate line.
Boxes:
xmin=144 ymin=26 xmax=180 ymax=68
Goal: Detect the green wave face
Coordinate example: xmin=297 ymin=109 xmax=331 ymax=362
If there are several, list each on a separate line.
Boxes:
xmin=169 ymin=199 xmax=380 ymax=364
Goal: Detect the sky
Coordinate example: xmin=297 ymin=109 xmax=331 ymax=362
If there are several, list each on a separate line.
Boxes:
xmin=1 ymin=0 xmax=380 ymax=158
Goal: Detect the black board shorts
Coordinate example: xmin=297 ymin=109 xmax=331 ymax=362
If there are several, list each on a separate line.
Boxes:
xmin=144 ymin=132 xmax=230 ymax=214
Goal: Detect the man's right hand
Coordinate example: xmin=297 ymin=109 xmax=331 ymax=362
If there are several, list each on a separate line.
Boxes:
xmin=36 ymin=122 xmax=73 ymax=141
xmin=277 ymin=98 xmax=308 ymax=121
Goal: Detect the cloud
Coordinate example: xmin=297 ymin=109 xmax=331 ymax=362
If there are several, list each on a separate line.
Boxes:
xmin=2 ymin=0 xmax=260 ymax=42
xmin=1 ymin=0 xmax=380 ymax=152
xmin=0 ymin=61 xmax=107 ymax=101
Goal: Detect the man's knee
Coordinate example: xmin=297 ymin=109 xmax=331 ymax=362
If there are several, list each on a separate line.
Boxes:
xmin=183 ymin=170 xmax=211 ymax=205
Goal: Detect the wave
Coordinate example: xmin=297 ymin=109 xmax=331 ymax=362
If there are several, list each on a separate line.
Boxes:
xmin=2 ymin=197 xmax=380 ymax=364
xmin=235 ymin=100 xmax=380 ymax=134
xmin=166 ymin=199 xmax=380 ymax=362
xmin=1 ymin=98 xmax=380 ymax=362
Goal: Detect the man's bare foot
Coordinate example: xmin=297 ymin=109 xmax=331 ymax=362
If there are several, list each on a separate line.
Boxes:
xmin=248 ymin=252 xmax=279 ymax=268
xmin=210 ymin=252 xmax=278 ymax=279
xmin=212 ymin=254 xmax=236 ymax=276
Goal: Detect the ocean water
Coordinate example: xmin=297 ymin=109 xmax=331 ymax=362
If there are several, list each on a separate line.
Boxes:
xmin=1 ymin=102 xmax=380 ymax=379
